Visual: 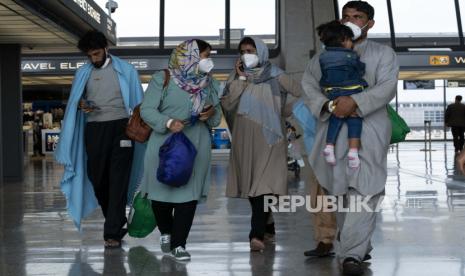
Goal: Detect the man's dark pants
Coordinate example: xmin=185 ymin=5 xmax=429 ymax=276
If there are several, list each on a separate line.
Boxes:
xmin=85 ymin=118 xmax=134 ymax=241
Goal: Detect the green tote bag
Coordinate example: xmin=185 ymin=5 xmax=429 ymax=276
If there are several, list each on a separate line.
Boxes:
xmin=128 ymin=192 xmax=157 ymax=238
xmin=387 ymin=105 xmax=410 ymax=144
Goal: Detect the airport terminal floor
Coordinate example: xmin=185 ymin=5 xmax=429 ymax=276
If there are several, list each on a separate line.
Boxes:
xmin=1 ymin=142 xmax=465 ymax=276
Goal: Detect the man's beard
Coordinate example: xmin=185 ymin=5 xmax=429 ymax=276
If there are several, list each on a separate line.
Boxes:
xmin=92 ymin=54 xmax=107 ymax=68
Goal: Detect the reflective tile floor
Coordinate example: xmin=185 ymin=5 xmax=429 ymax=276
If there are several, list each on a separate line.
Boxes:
xmin=1 ymin=142 xmax=465 ymax=276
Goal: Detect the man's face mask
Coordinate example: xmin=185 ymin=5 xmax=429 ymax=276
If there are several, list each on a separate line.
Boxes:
xmin=344 ymin=21 xmax=368 ymax=40
xmin=241 ymin=53 xmax=260 ymax=69
xmin=198 ymin=58 xmax=214 ymax=73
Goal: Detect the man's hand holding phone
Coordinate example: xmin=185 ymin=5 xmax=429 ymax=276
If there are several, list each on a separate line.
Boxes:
xmin=79 ymin=99 xmax=100 ymax=113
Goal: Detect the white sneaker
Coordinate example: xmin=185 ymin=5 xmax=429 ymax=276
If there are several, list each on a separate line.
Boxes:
xmin=160 ymin=234 xmax=171 ymax=254
xmin=323 ymin=145 xmax=336 ymax=165
xmin=348 ymin=149 xmax=360 ymax=169
xmin=170 ymin=246 xmax=191 ymax=261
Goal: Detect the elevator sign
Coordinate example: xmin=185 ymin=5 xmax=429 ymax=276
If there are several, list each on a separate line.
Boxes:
xmin=22 ymin=59 xmax=153 ymax=74
xmin=429 ymin=55 xmax=450 ymax=66
xmin=22 ymin=61 xmax=86 ymax=72
xmin=426 ymin=54 xmax=465 ymax=67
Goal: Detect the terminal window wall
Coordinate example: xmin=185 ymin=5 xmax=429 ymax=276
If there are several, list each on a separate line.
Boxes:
xmin=396 ymin=80 xmax=444 ymax=140
xmin=461 ymin=0 xmax=465 ymax=38
xmin=230 ymin=0 xmax=276 ymax=47
xmin=445 ymin=83 xmax=465 ymax=140
xmin=165 ymin=0 xmax=225 ymax=47
xmin=95 ymin=0 xmax=277 ymax=49
xmin=94 ymin=0 xmax=160 ymax=46
xmin=391 ymin=0 xmax=460 ymax=47
xmin=394 ymin=80 xmax=465 ymax=141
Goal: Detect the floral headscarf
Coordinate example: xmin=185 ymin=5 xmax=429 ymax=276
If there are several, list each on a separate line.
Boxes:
xmin=168 ymin=39 xmax=209 ymax=115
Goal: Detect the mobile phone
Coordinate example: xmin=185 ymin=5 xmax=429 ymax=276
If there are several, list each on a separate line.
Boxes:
xmin=237 ymin=60 xmax=244 ymax=72
xmin=202 ymin=105 xmax=213 ymax=112
xmin=83 ymin=100 xmax=101 ymax=111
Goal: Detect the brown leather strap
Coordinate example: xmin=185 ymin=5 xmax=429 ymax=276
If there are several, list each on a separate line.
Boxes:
xmin=163 ymin=69 xmax=170 ymax=88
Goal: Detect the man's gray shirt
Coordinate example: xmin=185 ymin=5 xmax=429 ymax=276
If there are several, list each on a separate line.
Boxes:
xmin=85 ymin=62 xmax=128 ymax=122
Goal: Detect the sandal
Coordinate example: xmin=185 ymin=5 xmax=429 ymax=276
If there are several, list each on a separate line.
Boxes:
xmin=250 ymin=238 xmax=265 ymax=251
xmin=104 ymin=239 xmax=121 ymax=249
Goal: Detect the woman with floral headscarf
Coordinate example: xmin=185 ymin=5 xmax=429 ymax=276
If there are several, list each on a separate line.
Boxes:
xmin=139 ymin=39 xmax=221 ymax=261
xmin=222 ymin=37 xmax=303 ymax=251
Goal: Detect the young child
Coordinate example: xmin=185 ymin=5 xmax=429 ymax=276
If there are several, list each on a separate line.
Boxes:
xmin=317 ymin=21 xmax=368 ymax=169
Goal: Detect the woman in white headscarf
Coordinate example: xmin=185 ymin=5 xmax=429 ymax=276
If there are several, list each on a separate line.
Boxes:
xmin=221 ymin=37 xmax=302 ymax=251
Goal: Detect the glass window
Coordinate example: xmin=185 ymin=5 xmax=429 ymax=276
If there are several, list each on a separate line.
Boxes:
xmin=445 ymin=83 xmax=465 ymax=139
xmin=391 ymin=0 xmax=459 ymax=47
xmin=459 ymin=0 xmax=465 ymax=38
xmin=165 ymin=0 xmax=225 ymax=48
xmin=231 ymin=0 xmax=277 ymax=46
xmin=94 ymin=0 xmax=160 ymax=46
xmin=424 ymin=110 xmax=444 ymax=123
xmin=94 ymin=0 xmax=279 ymax=50
xmin=397 ymin=80 xmax=445 ymax=140
xmin=337 ymin=0 xmax=390 ymax=38
xmin=437 ymin=111 xmax=444 ymax=122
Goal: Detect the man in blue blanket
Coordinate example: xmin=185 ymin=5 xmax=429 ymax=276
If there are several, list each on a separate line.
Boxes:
xmin=55 ymin=31 xmax=145 ymax=248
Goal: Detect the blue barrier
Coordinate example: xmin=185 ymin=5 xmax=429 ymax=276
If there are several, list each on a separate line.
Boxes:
xmin=211 ymin=128 xmax=231 ymax=149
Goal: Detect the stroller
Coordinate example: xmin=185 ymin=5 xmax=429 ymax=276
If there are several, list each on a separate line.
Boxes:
xmin=286 ymin=121 xmax=305 ymax=178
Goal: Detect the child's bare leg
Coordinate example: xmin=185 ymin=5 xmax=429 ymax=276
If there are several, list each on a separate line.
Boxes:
xmin=348 ymin=138 xmax=361 ymax=168
xmin=349 ymin=138 xmax=360 ymax=149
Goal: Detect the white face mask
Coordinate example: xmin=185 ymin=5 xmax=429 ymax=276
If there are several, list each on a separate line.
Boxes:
xmin=343 ymin=21 xmax=368 ymax=40
xmin=198 ymin=58 xmax=214 ymax=73
xmin=241 ymin=53 xmax=259 ymax=68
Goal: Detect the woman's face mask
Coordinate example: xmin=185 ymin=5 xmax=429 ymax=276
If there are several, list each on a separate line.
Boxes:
xmin=241 ymin=53 xmax=259 ymax=69
xmin=343 ymin=21 xmax=368 ymax=40
xmin=198 ymin=58 xmax=214 ymax=73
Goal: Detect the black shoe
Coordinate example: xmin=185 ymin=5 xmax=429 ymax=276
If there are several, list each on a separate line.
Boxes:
xmin=343 ymin=257 xmax=364 ymax=276
xmin=304 ymin=242 xmax=334 ymax=257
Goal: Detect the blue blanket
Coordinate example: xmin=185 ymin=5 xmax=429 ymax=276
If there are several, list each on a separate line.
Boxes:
xmin=292 ymin=99 xmax=317 ymax=155
xmin=55 ymin=55 xmax=146 ymax=230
